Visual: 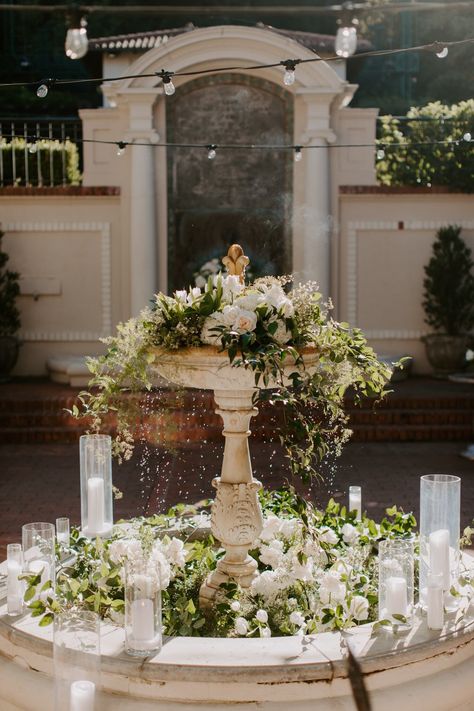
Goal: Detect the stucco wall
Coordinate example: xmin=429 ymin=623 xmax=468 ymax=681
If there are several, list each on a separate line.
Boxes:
xmin=337 ymin=189 xmax=474 ymax=373
xmin=0 ymin=189 xmax=123 ymax=375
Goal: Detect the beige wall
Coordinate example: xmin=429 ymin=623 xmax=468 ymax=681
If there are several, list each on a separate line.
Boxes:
xmin=337 ymin=190 xmax=474 ymax=373
xmin=0 ymin=193 xmax=123 ymax=375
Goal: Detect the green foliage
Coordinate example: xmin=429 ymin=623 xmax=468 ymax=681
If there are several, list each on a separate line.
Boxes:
xmin=422 ymin=225 xmax=474 ymax=335
xmin=0 ymin=231 xmax=21 ymax=337
xmin=0 ymin=138 xmax=81 ymax=186
xmin=376 ymin=100 xmax=474 ymax=192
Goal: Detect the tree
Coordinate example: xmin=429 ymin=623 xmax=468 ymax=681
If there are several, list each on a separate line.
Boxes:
xmin=422 ymin=225 xmax=474 ymax=335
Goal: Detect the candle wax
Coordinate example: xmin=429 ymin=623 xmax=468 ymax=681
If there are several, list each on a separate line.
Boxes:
xmin=7 ymin=560 xmax=23 ymax=614
xmin=385 ymin=576 xmax=408 ymax=617
xmin=429 ymin=529 xmax=450 ymax=590
xmin=87 ymin=477 xmax=105 ymax=535
xmin=349 ymin=493 xmax=362 ymax=520
xmin=70 ymin=679 xmax=95 ymax=711
xmin=131 ymin=598 xmax=155 ymax=643
xmin=427 ymin=582 xmax=444 ymax=631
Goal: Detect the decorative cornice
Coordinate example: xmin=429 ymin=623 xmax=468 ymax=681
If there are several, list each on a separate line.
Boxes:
xmin=3 ymin=222 xmax=112 ymax=343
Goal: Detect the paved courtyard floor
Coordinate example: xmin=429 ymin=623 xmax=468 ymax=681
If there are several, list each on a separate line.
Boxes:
xmin=1 ymin=440 xmax=473 ymax=557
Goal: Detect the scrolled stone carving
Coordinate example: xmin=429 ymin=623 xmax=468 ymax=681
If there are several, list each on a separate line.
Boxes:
xmin=211 ymin=478 xmax=263 ymax=547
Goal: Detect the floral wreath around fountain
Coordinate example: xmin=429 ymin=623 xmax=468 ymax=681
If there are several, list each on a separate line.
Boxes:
xmin=20 ymin=246 xmax=474 ymax=642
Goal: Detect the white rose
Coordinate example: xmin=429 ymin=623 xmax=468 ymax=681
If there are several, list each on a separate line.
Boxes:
xmin=234 ymin=616 xmax=249 ymax=636
xmin=259 ymin=539 xmax=284 ymax=569
xmin=230 ymin=600 xmax=241 ymax=612
xmin=235 ymin=291 xmax=264 ymax=312
xmin=349 ymin=595 xmax=369 ymax=621
xmin=341 ymin=523 xmax=359 ymax=545
xmin=195 ymin=275 xmax=206 ymax=288
xmin=256 ymin=609 xmax=268 ymax=623
xmin=291 ymin=555 xmax=314 ymax=582
xmin=278 ymin=517 xmax=299 ymax=539
xmin=221 ymin=304 xmax=240 ymax=326
xmin=232 ymin=308 xmax=258 ymax=334
xmin=164 ymin=537 xmax=186 ymax=568
xmin=260 ymin=626 xmax=272 ymax=638
xmin=289 ymin=610 xmax=306 ymax=627
xmin=319 ymin=527 xmax=339 ymax=546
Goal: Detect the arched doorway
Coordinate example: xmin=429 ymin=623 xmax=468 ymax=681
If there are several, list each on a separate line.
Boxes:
xmin=164 ymin=73 xmax=293 ymax=290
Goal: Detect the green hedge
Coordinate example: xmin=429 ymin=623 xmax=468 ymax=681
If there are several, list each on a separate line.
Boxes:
xmin=376 ymin=100 xmax=474 ymax=193
xmin=0 ymin=138 xmax=81 ymax=186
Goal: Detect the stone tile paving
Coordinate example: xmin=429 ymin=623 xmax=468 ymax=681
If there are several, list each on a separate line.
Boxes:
xmin=1 ymin=440 xmax=473 ymax=558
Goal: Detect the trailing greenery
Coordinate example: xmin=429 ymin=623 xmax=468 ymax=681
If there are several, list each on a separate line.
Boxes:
xmin=76 ymin=273 xmax=393 ymax=480
xmin=422 ymin=225 xmax=474 ymax=335
xmin=376 ymin=100 xmax=474 ymax=192
xmin=0 ymin=230 xmax=21 ymax=338
xmin=0 ymin=138 xmax=81 ymax=186
xmin=23 ymin=487 xmax=421 ymax=637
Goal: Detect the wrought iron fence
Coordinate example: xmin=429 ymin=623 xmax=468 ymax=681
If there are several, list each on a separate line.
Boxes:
xmin=0 ymin=117 xmax=83 ymax=187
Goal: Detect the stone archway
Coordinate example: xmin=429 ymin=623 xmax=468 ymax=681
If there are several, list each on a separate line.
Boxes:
xmin=96 ymin=25 xmax=350 ymax=311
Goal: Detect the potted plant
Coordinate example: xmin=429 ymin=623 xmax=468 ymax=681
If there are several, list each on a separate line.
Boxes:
xmin=0 ymin=229 xmax=21 ymax=381
xmin=422 ymin=225 xmax=474 ymax=374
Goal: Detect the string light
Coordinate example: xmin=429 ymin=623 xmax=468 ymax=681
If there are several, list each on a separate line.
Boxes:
xmin=36 ymin=78 xmax=55 ymax=98
xmin=28 ymin=143 xmax=38 ymax=154
xmin=280 ymin=60 xmax=300 ymax=86
xmin=207 ymin=144 xmax=217 ymax=160
xmin=116 ymin=141 xmax=126 ymax=156
xmin=294 ymin=146 xmax=303 ymax=162
xmin=463 ymin=132 xmax=472 ymax=142
xmin=432 ymin=42 xmax=449 ymax=58
xmin=157 ymin=69 xmax=176 ymax=96
xmin=335 ymin=3 xmax=359 ymax=58
xmin=376 ymin=148 xmax=385 ymax=160
xmin=65 ymin=16 xmax=88 ymax=60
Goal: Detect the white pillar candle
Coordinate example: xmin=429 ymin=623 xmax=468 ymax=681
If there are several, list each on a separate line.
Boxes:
xmin=427 ymin=574 xmax=444 ymax=630
xmin=7 ymin=560 xmax=23 ymax=615
xmin=87 ymin=477 xmax=105 ymax=535
xmin=131 ymin=598 xmax=155 ymax=643
xmin=429 ymin=528 xmax=450 ymax=590
xmin=349 ymin=486 xmax=362 ymax=520
xmin=385 ymin=576 xmax=408 ymax=617
xmin=69 ymin=680 xmax=95 ymax=711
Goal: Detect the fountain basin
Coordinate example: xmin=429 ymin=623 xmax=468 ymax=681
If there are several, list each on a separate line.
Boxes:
xmin=149 ymin=345 xmax=319 ymax=391
xmin=1 ymin=598 xmax=474 ymax=710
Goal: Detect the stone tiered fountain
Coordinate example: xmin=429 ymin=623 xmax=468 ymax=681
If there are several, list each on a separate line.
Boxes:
xmin=152 ymin=245 xmax=318 ymax=606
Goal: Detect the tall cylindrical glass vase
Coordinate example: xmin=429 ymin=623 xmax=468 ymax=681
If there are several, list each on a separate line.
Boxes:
xmin=419 ymin=474 xmax=460 ymax=605
xmin=378 ymin=538 xmax=414 ymax=628
xmin=80 ymin=434 xmax=113 ymax=538
xmin=53 ymin=608 xmax=100 ymax=711
xmin=22 ymin=522 xmax=56 ymax=592
xmin=124 ymin=560 xmax=162 ymax=657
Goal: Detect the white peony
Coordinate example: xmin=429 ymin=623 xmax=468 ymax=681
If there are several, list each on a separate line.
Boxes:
xmin=163 ymin=537 xmax=186 ymax=568
xmin=256 ymin=609 xmax=268 ymax=623
xmin=259 ymin=539 xmax=284 ymax=569
xmin=349 ymin=595 xmax=369 ymax=621
xmin=341 ymin=523 xmax=359 ymax=545
xmin=234 ymin=617 xmax=249 ymax=635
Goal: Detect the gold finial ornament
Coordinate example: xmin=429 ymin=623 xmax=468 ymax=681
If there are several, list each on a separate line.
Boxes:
xmin=222 ymin=244 xmax=250 ymax=284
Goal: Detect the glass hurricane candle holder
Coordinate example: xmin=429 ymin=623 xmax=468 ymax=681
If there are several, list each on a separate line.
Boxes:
xmin=53 ymin=608 xmax=100 ymax=711
xmin=419 ymin=474 xmax=460 ymax=606
xmin=124 ymin=560 xmax=162 ymax=657
xmin=349 ymin=485 xmax=362 ymax=520
xmin=56 ymin=517 xmax=70 ymax=547
xmin=7 ymin=543 xmax=24 ymax=616
xmin=80 ymin=434 xmax=113 ymax=538
xmin=378 ymin=538 xmax=414 ymax=628
xmin=22 ymin=522 xmax=56 ymax=591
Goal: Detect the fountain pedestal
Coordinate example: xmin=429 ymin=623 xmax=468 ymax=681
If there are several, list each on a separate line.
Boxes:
xmin=199 ymin=389 xmax=263 ymax=606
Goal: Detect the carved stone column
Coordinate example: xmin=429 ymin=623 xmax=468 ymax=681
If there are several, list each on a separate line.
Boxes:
xmin=199 ymin=389 xmax=264 ymax=607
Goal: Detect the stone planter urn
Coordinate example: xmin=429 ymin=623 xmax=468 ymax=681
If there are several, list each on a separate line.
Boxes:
xmin=422 ymin=334 xmax=470 ymax=375
xmin=151 ymin=344 xmax=318 ymax=606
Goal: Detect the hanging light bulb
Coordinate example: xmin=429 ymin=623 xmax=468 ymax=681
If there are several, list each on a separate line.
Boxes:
xmin=28 ymin=143 xmax=38 ymax=154
xmin=116 ymin=141 xmax=126 ymax=156
xmin=281 ymin=60 xmax=299 ymax=87
xmin=36 ymin=79 xmax=54 ymax=98
xmin=463 ymin=132 xmax=472 ymax=142
xmin=335 ymin=26 xmax=358 ymax=58
xmin=376 ymin=148 xmax=385 ymax=160
xmin=432 ymin=42 xmax=449 ymax=59
xmin=335 ymin=3 xmax=358 ymax=58
xmin=207 ymin=144 xmax=217 ymax=160
xmin=65 ymin=17 xmax=88 ymax=60
xmin=156 ymin=70 xmax=176 ymax=96
xmin=294 ymin=146 xmax=303 ymax=162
